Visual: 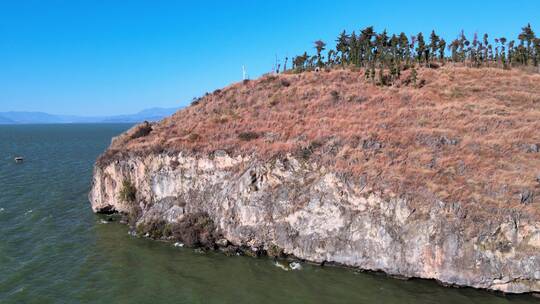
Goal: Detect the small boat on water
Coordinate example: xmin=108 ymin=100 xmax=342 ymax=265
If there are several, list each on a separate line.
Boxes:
xmin=14 ymin=156 xmax=24 ymax=163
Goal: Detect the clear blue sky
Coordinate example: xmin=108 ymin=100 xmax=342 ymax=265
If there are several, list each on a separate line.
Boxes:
xmin=0 ymin=1 xmax=538 ymax=116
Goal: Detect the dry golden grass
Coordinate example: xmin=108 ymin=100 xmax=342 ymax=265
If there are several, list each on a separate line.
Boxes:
xmin=100 ymin=66 xmax=540 ymax=214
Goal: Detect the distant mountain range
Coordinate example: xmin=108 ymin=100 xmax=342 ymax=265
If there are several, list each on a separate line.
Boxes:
xmin=0 ymin=107 xmax=180 ymax=124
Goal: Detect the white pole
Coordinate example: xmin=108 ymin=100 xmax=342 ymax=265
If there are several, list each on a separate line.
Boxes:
xmin=242 ymin=66 xmax=247 ymax=80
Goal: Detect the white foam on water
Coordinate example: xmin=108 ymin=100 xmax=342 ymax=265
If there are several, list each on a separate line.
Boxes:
xmin=289 ymin=262 xmax=302 ymax=270
xmin=274 ymin=261 xmax=289 ymax=271
xmin=173 ymin=242 xmax=184 ymax=247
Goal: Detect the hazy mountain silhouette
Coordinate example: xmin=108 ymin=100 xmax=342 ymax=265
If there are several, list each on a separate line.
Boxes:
xmin=0 ymin=107 xmax=180 ymax=124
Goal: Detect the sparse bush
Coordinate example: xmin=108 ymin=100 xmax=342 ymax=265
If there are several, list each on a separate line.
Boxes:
xmin=238 ymin=131 xmax=260 ymax=141
xmin=188 ymin=133 xmax=201 ymax=142
xmin=191 ymin=97 xmax=202 ymax=106
xmin=330 ymin=90 xmax=340 ymax=101
xmin=263 ymin=75 xmax=278 ymax=82
xmin=347 ymin=95 xmax=368 ymax=103
xmin=297 ymin=140 xmax=324 ymax=160
xmin=169 ymin=212 xmax=217 ymax=247
xmin=119 ymin=179 xmax=136 ymax=203
xmin=150 ymin=142 xmax=165 ymax=154
xmin=280 ymin=79 xmax=291 ymax=87
xmin=130 ymin=122 xmax=152 ymax=139
xmin=268 ymin=95 xmax=281 ymax=107
xmin=136 ymin=220 xmax=167 ymax=239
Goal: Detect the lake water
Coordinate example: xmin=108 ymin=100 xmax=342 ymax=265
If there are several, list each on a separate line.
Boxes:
xmin=0 ymin=124 xmax=537 ymax=303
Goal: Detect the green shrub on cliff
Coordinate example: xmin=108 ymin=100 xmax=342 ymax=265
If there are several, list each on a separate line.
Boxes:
xmin=136 ymin=220 xmax=167 ymax=239
xmin=119 ymin=179 xmax=136 ymax=203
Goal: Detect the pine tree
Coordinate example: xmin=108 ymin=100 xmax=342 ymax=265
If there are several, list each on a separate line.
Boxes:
xmin=416 ymin=32 xmax=426 ymax=64
xmin=533 ymin=37 xmax=540 ymax=67
xmin=398 ymin=32 xmax=410 ymax=64
xmin=349 ymin=32 xmax=358 ymax=66
xmin=449 ymin=39 xmax=459 ymax=62
xmin=429 ymin=30 xmax=440 ymax=63
xmin=292 ymin=52 xmax=309 ymax=72
xmin=458 ymin=31 xmax=468 ymax=62
xmin=314 ymin=40 xmax=327 ymax=68
xmin=508 ymin=40 xmax=515 ymax=65
xmin=438 ymin=39 xmax=446 ymax=62
xmin=390 ymin=34 xmax=399 ymax=63
xmin=360 ymin=27 xmax=375 ymax=66
xmin=471 ymin=33 xmax=479 ymax=67
xmin=519 ymin=23 xmax=536 ymax=64
xmin=499 ymin=37 xmax=507 ymax=68
xmin=483 ymin=34 xmax=489 ymax=64
xmin=375 ymin=30 xmax=389 ymax=67
xmin=494 ymin=38 xmax=500 ymax=61
xmin=327 ymin=50 xmax=336 ymax=66
xmin=336 ymin=30 xmax=350 ymax=66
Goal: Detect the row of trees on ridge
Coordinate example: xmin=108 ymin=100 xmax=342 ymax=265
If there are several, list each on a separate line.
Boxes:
xmin=283 ymin=24 xmax=539 ymax=85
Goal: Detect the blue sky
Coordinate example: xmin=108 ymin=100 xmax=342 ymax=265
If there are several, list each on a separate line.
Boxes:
xmin=0 ymin=1 xmax=538 ymax=116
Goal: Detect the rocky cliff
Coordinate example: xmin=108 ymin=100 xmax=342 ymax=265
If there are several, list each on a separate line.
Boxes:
xmin=90 ymin=67 xmax=540 ymax=293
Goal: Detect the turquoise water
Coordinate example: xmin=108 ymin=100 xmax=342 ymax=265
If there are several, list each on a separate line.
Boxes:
xmin=0 ymin=124 xmax=537 ymax=303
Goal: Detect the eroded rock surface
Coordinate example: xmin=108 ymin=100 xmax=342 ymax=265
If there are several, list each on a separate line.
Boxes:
xmin=90 ymin=152 xmax=540 ymax=293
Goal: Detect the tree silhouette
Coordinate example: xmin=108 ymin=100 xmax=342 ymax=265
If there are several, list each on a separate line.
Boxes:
xmin=349 ymin=31 xmax=359 ymax=66
xmin=499 ymin=37 xmax=508 ymax=68
xmin=398 ymin=32 xmax=410 ymax=64
xmin=534 ymin=37 xmax=540 ymax=67
xmin=416 ymin=33 xmax=426 ymax=65
xmin=519 ymin=23 xmax=535 ymax=64
xmin=314 ymin=40 xmax=327 ymax=68
xmin=429 ymin=30 xmax=440 ymax=64
xmin=336 ymin=30 xmax=350 ymax=66
xmin=438 ymin=38 xmax=446 ymax=62
xmin=285 ymin=24 xmax=539 ymax=82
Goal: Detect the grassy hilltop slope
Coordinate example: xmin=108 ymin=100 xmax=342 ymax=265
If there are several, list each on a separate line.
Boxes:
xmin=100 ymin=66 xmax=540 ymax=215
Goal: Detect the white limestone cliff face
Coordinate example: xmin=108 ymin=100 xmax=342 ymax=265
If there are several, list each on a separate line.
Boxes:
xmin=89 ymin=152 xmax=540 ymax=293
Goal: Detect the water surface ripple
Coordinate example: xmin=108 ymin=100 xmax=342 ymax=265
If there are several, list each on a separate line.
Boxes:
xmin=0 ymin=124 xmax=536 ymax=303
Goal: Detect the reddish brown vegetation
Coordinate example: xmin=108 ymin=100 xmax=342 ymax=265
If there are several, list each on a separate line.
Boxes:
xmin=100 ymin=66 xmax=540 ymax=214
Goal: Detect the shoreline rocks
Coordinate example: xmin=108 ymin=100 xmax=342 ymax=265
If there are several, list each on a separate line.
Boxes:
xmin=89 ymin=152 xmax=540 ymax=294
